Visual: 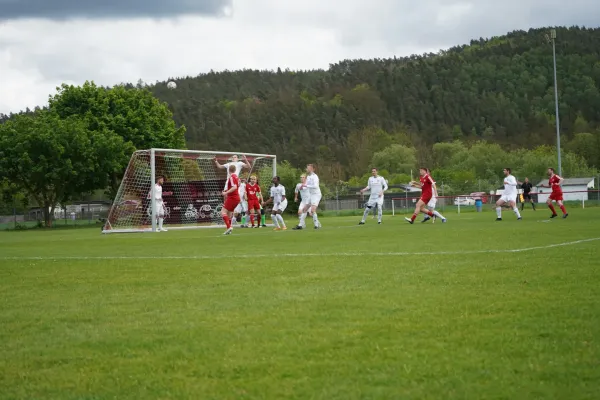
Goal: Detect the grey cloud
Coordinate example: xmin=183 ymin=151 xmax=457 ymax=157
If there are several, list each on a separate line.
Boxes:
xmin=0 ymin=0 xmax=232 ymax=20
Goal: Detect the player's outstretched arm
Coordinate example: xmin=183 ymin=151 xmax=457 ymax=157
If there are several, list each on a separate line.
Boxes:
xmin=213 ymin=157 xmax=226 ymax=169
xmin=241 ymin=156 xmax=251 ymax=170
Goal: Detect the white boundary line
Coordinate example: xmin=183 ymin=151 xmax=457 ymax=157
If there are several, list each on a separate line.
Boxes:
xmin=1 ymin=237 xmax=599 ymax=261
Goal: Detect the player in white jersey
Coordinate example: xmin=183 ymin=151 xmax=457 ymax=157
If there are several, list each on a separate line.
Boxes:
xmin=359 ymin=168 xmax=388 ymax=225
xmin=263 ymin=176 xmax=288 ymax=231
xmin=147 ymin=175 xmax=170 ymax=232
xmin=422 ymin=168 xmax=438 ymax=223
xmin=292 ymin=174 xmax=311 ymax=230
xmin=233 ymin=179 xmax=249 ymax=227
xmin=213 ymin=154 xmax=251 ymax=189
xmin=302 ymin=164 xmax=322 ymax=229
xmin=495 ymin=168 xmax=522 ymax=221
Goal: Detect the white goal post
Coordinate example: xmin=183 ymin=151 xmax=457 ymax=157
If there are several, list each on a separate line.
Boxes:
xmin=103 ymin=149 xmax=276 ymax=233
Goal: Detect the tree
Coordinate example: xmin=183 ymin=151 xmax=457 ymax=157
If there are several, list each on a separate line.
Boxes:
xmin=47 ymin=82 xmax=186 ymax=195
xmin=0 ymin=111 xmax=133 ymax=227
xmin=568 ymin=132 xmax=600 ymax=168
xmin=370 ymin=144 xmax=417 ymax=175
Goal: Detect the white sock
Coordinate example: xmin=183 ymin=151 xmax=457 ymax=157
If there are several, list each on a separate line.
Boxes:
xmin=362 ymin=208 xmax=370 ymax=222
xmin=433 ymin=210 xmax=445 ymax=220
xmin=231 ymin=216 xmax=237 ymax=224
xmin=299 ymin=212 xmax=307 ymax=227
xmin=513 ymin=207 xmax=521 ymax=218
xmin=271 ymin=214 xmax=279 ymax=228
xmin=158 ymin=218 xmax=164 ymax=229
xmin=496 ymin=207 xmax=502 ymax=218
xmin=377 ymin=206 xmax=383 ymax=222
xmin=312 ymin=212 xmax=319 ymax=226
xmin=276 ymin=214 xmax=286 ymax=228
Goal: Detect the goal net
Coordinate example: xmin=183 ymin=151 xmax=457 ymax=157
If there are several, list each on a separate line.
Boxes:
xmin=103 ymin=149 xmax=276 ymax=233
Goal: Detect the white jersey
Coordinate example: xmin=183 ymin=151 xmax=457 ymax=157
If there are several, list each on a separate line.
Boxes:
xmin=238 ymin=182 xmax=247 ymax=200
xmin=295 ymin=183 xmax=310 ymax=202
xmin=367 ymin=176 xmax=388 ymax=197
xmin=305 ymin=173 xmax=321 ymax=195
xmin=270 ymin=185 xmax=286 ymax=204
xmin=224 ymin=161 xmax=245 ymax=178
xmin=503 ymin=175 xmax=518 ymax=197
xmin=148 ymin=183 xmax=163 ymax=201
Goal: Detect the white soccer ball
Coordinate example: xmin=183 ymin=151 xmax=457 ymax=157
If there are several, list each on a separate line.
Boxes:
xmin=167 ymin=81 xmax=177 ymax=89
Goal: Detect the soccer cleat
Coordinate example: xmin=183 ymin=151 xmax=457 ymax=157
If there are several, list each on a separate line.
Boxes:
xmin=404 ymin=217 xmax=414 ymax=224
xmin=496 ymin=218 xmax=502 ymax=221
xmin=160 ymin=228 xmax=168 ymax=232
xmin=282 ymin=227 xmax=287 ymax=231
xmin=224 ymin=228 xmax=233 ymax=235
xmin=359 ymin=221 xmax=365 ymax=225
xmin=517 ymin=217 xmax=522 ymax=220
xmin=550 ymin=214 xmax=558 ymax=218
xmin=240 ymin=225 xmax=247 ymax=228
xmin=441 ymin=218 xmax=447 ymax=223
xmin=563 ymin=213 xmax=569 ymax=219
xmin=292 ymin=225 xmax=303 ymax=230
xmin=314 ymin=225 xmax=320 ymax=229
xmin=273 ymin=227 xmax=281 ymax=231
xmin=422 ymin=216 xmax=431 ymax=223
xmin=378 ymin=221 xmax=381 ymax=224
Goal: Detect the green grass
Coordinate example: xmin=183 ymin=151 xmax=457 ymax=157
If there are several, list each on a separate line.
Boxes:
xmin=1 ymin=208 xmax=599 ymax=399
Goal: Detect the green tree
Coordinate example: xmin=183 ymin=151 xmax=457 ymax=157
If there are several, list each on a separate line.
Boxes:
xmin=0 ymin=111 xmax=132 ymax=227
xmin=371 ymin=144 xmax=417 ymax=174
xmin=48 ymin=82 xmax=186 ymax=196
xmin=568 ymin=132 xmax=600 ymax=168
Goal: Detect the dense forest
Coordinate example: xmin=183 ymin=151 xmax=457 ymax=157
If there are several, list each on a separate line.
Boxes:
xmin=136 ymin=26 xmax=600 ymax=180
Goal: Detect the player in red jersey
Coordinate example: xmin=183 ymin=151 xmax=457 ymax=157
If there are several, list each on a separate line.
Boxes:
xmin=541 ymin=167 xmax=568 ymax=218
xmin=405 ymin=168 xmax=447 ymax=224
xmin=221 ymin=164 xmax=241 ymax=235
xmin=245 ymin=174 xmax=262 ymax=228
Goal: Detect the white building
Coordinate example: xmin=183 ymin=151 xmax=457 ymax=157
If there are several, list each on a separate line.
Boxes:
xmin=535 ymin=177 xmax=595 ymax=203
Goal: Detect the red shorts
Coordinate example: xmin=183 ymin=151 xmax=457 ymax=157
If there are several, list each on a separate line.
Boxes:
xmin=223 ymin=197 xmax=240 ymax=212
xmin=549 ymin=192 xmax=563 ymax=202
xmin=247 ymin=198 xmax=261 ymax=211
xmin=420 ymin=195 xmax=432 ymax=204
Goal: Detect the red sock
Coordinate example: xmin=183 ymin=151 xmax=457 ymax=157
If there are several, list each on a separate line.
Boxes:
xmin=222 ymin=215 xmax=231 ymax=229
xmin=411 ymin=213 xmax=417 ymax=222
xmin=548 ymin=204 xmax=556 ymax=215
xmin=250 ymin=214 xmax=255 ymax=226
xmin=427 ymin=211 xmax=434 ymax=217
xmin=559 ymin=204 xmax=567 ymax=214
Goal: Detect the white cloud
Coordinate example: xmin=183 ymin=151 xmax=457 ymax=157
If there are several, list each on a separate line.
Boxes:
xmin=0 ymin=0 xmax=598 ymax=114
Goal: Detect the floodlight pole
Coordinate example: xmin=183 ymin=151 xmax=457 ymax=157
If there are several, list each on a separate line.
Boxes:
xmin=551 ymin=29 xmax=562 ymax=177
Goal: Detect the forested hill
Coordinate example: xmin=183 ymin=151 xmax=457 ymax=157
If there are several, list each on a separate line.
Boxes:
xmin=142 ymin=26 xmax=600 ymax=178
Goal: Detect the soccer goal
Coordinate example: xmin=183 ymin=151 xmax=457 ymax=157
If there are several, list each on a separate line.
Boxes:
xmin=102 ymin=149 xmax=276 ymax=233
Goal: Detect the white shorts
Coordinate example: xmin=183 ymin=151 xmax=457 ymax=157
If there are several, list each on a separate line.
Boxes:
xmin=299 ymin=200 xmax=310 ymax=212
xmin=366 ymin=196 xmax=383 ymax=207
xmin=273 ymin=199 xmax=288 ymax=213
xmin=156 ymin=201 xmax=165 ymax=217
xmin=427 ymin=197 xmax=437 ymax=208
xmin=309 ymin=194 xmax=322 ymax=207
xmin=500 ymin=194 xmax=517 ymax=204
xmin=234 ymin=201 xmax=248 ymax=214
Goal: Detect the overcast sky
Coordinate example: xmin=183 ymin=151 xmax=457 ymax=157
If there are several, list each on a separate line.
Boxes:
xmin=1 ymin=0 xmax=598 ymax=114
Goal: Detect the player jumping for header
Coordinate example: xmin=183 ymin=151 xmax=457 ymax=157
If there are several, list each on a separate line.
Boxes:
xmin=359 ymin=168 xmax=388 ymax=225
xmin=405 ymin=168 xmax=447 ymax=224
xmin=213 ymin=154 xmax=251 ymax=189
xmin=495 ymin=168 xmax=522 ymax=221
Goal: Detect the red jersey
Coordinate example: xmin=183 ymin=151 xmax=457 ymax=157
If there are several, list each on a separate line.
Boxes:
xmin=549 ymin=174 xmax=563 ymax=194
xmin=420 ymin=174 xmax=435 ymax=198
xmin=246 ymin=183 xmax=261 ymax=201
xmin=226 ymin=174 xmax=240 ymax=200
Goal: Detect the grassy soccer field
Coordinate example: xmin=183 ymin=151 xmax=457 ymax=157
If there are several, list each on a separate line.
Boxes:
xmin=1 ymin=209 xmax=599 ymax=400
